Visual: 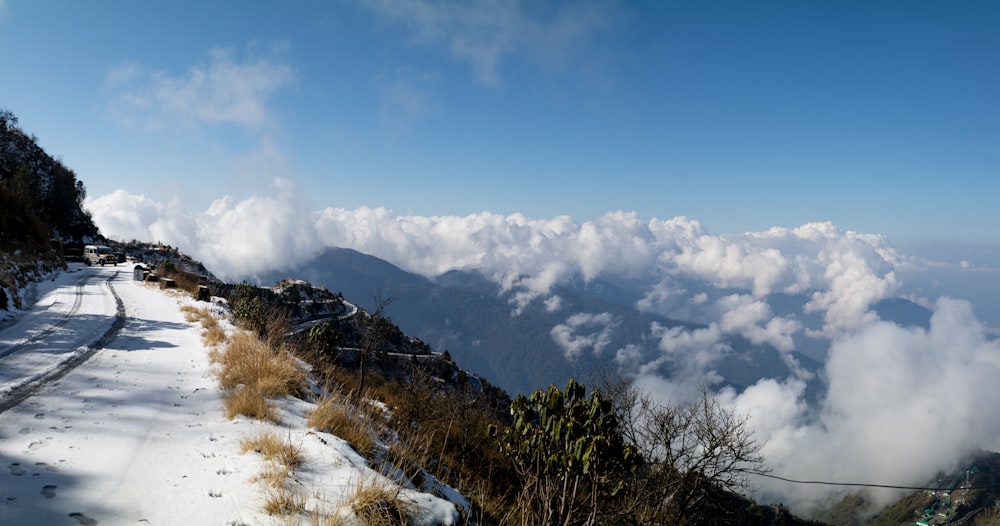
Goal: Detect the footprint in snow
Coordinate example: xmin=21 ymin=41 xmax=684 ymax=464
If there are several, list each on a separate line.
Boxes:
xmin=35 ymin=462 xmax=58 ymax=472
xmin=28 ymin=438 xmax=51 ymax=450
xmin=8 ymin=463 xmax=26 ymax=476
xmin=68 ymin=512 xmax=98 ymax=525
xmin=41 ymin=484 xmax=57 ymax=498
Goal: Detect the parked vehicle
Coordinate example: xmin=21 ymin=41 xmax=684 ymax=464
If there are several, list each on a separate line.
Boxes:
xmin=83 ymin=244 xmax=117 ymax=266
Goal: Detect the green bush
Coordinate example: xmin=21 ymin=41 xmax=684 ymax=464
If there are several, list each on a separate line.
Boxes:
xmin=492 ymin=378 xmax=637 ymax=526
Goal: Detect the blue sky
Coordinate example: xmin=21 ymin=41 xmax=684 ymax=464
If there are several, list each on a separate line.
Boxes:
xmin=1 ymin=0 xmax=998 ymax=248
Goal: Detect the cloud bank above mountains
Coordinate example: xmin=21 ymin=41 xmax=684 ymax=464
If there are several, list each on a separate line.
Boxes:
xmin=87 ymin=182 xmax=1000 ymax=514
xmin=87 ymin=180 xmax=903 ymax=334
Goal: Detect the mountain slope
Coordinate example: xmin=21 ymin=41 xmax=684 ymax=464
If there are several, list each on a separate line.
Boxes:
xmin=264 ymin=247 xmax=831 ymax=396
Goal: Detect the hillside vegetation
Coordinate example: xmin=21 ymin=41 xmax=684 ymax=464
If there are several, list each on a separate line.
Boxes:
xmin=148 ymin=247 xmax=828 ymax=525
xmin=0 ymin=109 xmax=98 ymax=311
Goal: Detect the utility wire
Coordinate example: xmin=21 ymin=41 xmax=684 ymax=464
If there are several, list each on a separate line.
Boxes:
xmin=742 ymin=469 xmax=1000 ymax=492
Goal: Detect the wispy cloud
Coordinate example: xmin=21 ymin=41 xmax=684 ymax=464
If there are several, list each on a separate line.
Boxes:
xmin=360 ymin=0 xmax=614 ymax=87
xmin=376 ymin=66 xmax=441 ymax=133
xmin=104 ymin=43 xmax=295 ymax=131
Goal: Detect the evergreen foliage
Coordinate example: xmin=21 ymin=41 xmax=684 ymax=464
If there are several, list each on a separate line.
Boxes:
xmin=0 ymin=108 xmax=98 ymax=247
xmin=232 ymin=281 xmax=265 ymax=335
xmin=494 ymin=378 xmax=637 ymax=526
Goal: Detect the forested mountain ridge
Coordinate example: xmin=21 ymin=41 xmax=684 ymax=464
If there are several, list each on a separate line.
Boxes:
xmin=0 ymin=109 xmax=99 ymax=311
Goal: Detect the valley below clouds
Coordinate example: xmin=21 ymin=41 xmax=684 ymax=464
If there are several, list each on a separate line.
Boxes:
xmin=86 ymin=181 xmax=1000 ymax=514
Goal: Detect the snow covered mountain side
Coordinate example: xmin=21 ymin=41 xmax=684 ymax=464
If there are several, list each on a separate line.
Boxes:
xmin=0 ymin=264 xmax=464 ymax=524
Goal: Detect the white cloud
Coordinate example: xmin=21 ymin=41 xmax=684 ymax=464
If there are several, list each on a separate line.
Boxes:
xmin=86 ymin=179 xmax=321 ymax=280
xmin=643 ymin=219 xmax=901 ymax=335
xmin=613 ymin=343 xmax=642 ymax=368
xmin=105 ymin=44 xmax=295 ymax=131
xmin=719 ymin=298 xmax=1000 ymax=514
xmin=90 ymin=189 xmax=904 ymax=337
xmin=631 ymin=298 xmax=1000 ymax=515
xmin=714 ymin=294 xmax=800 ymax=352
xmin=717 ymin=377 xmax=808 ymax=463
xmin=550 ymin=312 xmax=618 ymax=361
xmin=359 ymin=0 xmax=613 ymax=87
xmin=84 ymin=189 xmax=195 ymax=248
xmin=196 ymin=180 xmax=323 ymax=279
xmin=638 ymin=322 xmax=729 ymax=387
xmin=543 ymin=295 xmax=563 ymax=312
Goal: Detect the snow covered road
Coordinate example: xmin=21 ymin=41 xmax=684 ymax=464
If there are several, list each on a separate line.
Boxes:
xmin=0 ymin=266 xmax=122 ymax=404
xmin=0 ymin=265 xmax=266 ymax=525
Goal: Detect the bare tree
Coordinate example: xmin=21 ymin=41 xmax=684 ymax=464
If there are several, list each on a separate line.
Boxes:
xmin=355 ymin=290 xmax=396 ymax=398
xmin=598 ymin=377 xmax=767 ymax=525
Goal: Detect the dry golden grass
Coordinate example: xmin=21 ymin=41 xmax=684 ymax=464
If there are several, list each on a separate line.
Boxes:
xmin=222 ymin=384 xmax=278 ymax=422
xmin=180 ymin=304 xmax=202 ymax=322
xmin=240 ymin=429 xmax=305 ymax=470
xmin=252 ymin=462 xmax=294 ymax=487
xmin=383 ymin=430 xmax=434 ymax=488
xmin=308 ymin=396 xmax=377 ymax=459
xmin=240 ymin=429 xmax=309 ymax=517
xmin=341 ymin=478 xmax=413 ymax=526
xmin=202 ymin=322 xmax=227 ymax=347
xmin=262 ymin=485 xmax=307 ymax=516
xmin=210 ymin=331 xmax=308 ymax=421
xmin=180 ymin=305 xmax=228 ymax=347
xmin=212 ymin=332 xmax=307 ymax=397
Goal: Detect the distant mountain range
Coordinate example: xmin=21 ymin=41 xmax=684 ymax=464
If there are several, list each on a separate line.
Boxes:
xmin=262 ymin=247 xmax=931 ymax=397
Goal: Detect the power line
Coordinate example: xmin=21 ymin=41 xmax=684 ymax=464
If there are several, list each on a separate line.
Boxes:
xmin=742 ymin=469 xmax=1000 ymax=492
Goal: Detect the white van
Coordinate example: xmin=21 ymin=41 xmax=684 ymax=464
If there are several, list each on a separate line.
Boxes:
xmin=83 ymin=245 xmax=117 ymax=266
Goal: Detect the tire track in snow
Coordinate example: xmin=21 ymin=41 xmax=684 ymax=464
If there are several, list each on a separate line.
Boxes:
xmin=0 ymin=271 xmax=94 ymax=360
xmin=0 ymin=271 xmax=126 ymax=413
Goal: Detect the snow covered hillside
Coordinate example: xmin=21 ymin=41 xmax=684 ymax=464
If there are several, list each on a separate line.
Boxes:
xmin=0 ymin=263 xmax=462 ymax=525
